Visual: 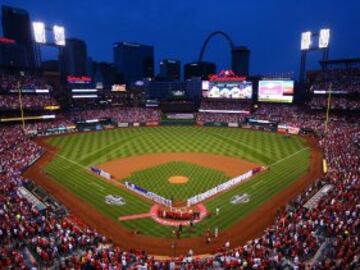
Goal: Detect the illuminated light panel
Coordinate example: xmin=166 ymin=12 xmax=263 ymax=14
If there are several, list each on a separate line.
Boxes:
xmin=72 ymin=95 xmax=98 ymax=98
xmin=71 ymin=89 xmax=98 ymax=92
xmin=53 ymin=25 xmax=66 ymax=46
xmin=301 ymin=31 xmax=311 ymax=50
xmin=319 ymin=29 xmax=330 ymax=48
xmin=33 ymin=22 xmax=46 ymax=44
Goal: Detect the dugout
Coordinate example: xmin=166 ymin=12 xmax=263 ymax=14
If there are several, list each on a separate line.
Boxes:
xmin=75 ymin=118 xmax=113 ymax=131
xmin=246 ymin=118 xmax=277 ymax=132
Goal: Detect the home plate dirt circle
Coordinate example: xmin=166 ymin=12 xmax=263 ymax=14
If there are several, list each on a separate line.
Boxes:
xmin=168 ymin=176 xmax=189 ymax=184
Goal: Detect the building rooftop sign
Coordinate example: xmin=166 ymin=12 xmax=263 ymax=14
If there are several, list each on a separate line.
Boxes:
xmin=209 ymin=70 xmax=246 ymax=82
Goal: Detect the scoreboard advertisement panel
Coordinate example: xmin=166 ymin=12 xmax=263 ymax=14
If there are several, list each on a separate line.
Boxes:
xmin=258 ymin=80 xmax=294 ymax=103
xmin=202 ymin=81 xmax=253 ymax=99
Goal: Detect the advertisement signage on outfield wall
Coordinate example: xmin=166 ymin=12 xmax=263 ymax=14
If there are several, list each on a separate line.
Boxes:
xmin=228 ymin=123 xmax=239 ymax=128
xmin=146 ymin=122 xmax=159 ymax=126
xmin=118 ymin=123 xmax=129 ymax=128
xmin=277 ymin=125 xmax=300 ymax=135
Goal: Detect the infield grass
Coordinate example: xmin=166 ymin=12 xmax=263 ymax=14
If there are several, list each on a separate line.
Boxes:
xmin=125 ymin=161 xmax=230 ymax=201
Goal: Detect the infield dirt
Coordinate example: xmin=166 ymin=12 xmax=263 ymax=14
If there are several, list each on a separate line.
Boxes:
xmin=97 ymin=153 xmax=260 ymax=180
xmin=168 ymin=176 xmax=189 ymax=184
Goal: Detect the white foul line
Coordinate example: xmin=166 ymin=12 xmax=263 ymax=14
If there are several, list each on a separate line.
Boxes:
xmin=269 ymin=147 xmax=309 ymax=167
xmin=46 ymin=148 xmax=88 ymax=170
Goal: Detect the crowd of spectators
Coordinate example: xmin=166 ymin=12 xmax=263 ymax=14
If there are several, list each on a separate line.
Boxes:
xmin=252 ymin=104 xmax=300 ymax=121
xmin=0 ymin=94 xmax=59 ymax=110
xmin=0 ymin=126 xmax=149 ymax=269
xmin=196 ymin=112 xmax=247 ymax=124
xmin=196 ymin=100 xmax=252 ymax=124
xmin=23 ymin=116 xmax=74 ymax=133
xmin=0 ymin=74 xmax=50 ymax=93
xmin=0 ymin=74 xmax=58 ymax=111
xmin=0 ymin=126 xmax=44 ymax=268
xmin=197 ymin=103 xmax=326 ymax=129
xmin=310 ymin=68 xmax=360 ymax=94
xmin=0 ymin=107 xmax=358 ymax=269
xmin=308 ymin=96 xmax=360 ymax=110
xmin=70 ymin=107 xmax=161 ymax=123
xmin=0 ymin=71 xmax=360 ymax=269
xmin=199 ymin=100 xmax=252 ymax=112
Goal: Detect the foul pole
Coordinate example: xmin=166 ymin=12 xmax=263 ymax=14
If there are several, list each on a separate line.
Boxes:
xmin=17 ymin=81 xmax=26 ymax=131
xmin=324 ymin=83 xmax=332 ymax=134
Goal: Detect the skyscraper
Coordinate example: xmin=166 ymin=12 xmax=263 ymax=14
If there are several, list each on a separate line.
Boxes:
xmin=61 ymin=38 xmax=88 ymax=76
xmin=113 ymin=42 xmax=154 ymax=84
xmin=231 ymin=46 xmax=250 ymax=76
xmin=93 ymin=62 xmax=123 ymax=89
xmin=1 ymin=5 xmax=35 ymax=67
xmin=159 ymin=59 xmax=181 ymax=81
xmin=0 ymin=41 xmax=29 ymax=67
xmin=184 ymin=61 xmax=216 ymax=80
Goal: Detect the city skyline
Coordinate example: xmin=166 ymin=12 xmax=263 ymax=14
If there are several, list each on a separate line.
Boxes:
xmin=1 ymin=0 xmax=360 ymax=76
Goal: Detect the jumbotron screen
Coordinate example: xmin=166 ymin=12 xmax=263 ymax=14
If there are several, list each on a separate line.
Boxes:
xmin=258 ymin=80 xmax=294 ymax=103
xmin=202 ymin=81 xmax=253 ymax=99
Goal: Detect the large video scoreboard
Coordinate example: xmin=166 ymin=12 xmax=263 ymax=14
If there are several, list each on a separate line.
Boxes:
xmin=202 ymin=70 xmax=253 ymax=99
xmin=202 ymin=80 xmax=253 ymax=99
xmin=258 ymin=80 xmax=294 ymax=103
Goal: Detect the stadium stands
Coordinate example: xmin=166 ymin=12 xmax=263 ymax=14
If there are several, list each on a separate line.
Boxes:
xmin=0 ymin=74 xmax=50 ymax=93
xmin=0 ymin=74 xmax=58 ymax=111
xmin=0 ymin=71 xmax=359 ymax=269
xmin=310 ymin=68 xmax=360 ymax=94
xmin=1 ymin=113 xmax=358 ymax=269
xmin=308 ymin=96 xmax=360 ymax=110
xmin=70 ymin=107 xmax=160 ymax=123
xmin=0 ymin=94 xmax=59 ymax=110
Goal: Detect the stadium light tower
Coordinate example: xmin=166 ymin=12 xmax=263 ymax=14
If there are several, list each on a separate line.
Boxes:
xmin=32 ymin=21 xmax=66 ymax=69
xmin=299 ymin=28 xmax=331 ymax=83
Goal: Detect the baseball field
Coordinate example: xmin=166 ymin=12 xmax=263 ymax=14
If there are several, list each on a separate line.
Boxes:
xmin=24 ymin=126 xmax=322 ymax=255
xmin=24 ymin=126 xmax=322 ymax=254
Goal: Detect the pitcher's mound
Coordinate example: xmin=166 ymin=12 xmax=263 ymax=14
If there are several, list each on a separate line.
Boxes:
xmin=168 ymin=176 xmax=189 ymax=184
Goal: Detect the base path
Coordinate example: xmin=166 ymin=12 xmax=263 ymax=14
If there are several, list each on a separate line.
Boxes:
xmin=25 ymin=137 xmax=322 ymax=256
xmin=97 ymin=153 xmax=260 ymax=180
xmin=119 ymin=213 xmax=152 ymax=221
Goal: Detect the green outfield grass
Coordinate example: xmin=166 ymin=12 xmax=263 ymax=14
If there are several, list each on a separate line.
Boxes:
xmin=44 ymin=126 xmax=310 ymax=238
xmin=125 ymin=161 xmax=230 ymax=201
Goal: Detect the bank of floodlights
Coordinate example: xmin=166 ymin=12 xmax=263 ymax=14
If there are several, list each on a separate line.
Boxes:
xmin=299 ymin=28 xmax=330 ymax=83
xmin=319 ymin=28 xmax=330 ymax=48
xmin=32 ymin=22 xmax=66 ymax=46
xmin=301 ymin=28 xmax=330 ymax=50
xmin=301 ymin=31 xmax=312 ymax=50
xmin=32 ymin=22 xmax=46 ymax=44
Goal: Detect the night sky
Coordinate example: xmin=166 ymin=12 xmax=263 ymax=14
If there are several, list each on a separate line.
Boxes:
xmin=2 ymin=0 xmax=360 ymax=77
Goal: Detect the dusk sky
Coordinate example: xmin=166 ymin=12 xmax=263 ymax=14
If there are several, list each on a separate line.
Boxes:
xmin=2 ymin=0 xmax=360 ymax=77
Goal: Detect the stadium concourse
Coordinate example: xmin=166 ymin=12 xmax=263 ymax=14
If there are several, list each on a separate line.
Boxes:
xmin=0 ymin=72 xmax=359 ymax=269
